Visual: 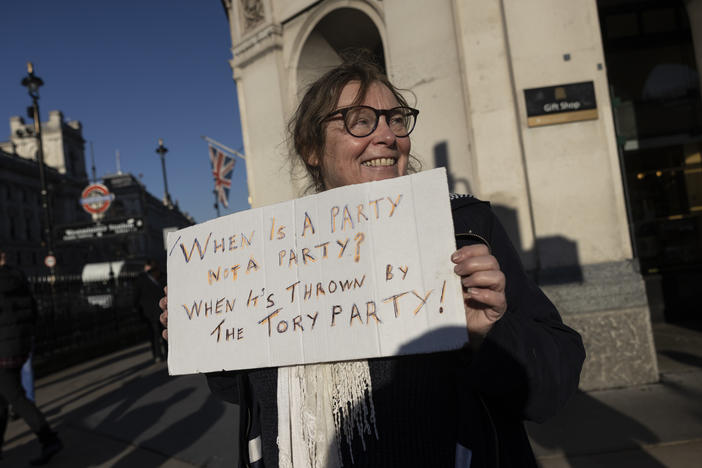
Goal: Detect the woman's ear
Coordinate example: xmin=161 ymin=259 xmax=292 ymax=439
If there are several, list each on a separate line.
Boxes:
xmin=307 ymin=152 xmax=320 ymax=167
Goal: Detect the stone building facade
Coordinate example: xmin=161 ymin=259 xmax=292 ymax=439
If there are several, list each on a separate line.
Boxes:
xmin=3 ymin=110 xmax=88 ymax=179
xmin=0 ymin=111 xmax=91 ymax=275
xmin=220 ymin=0 xmax=702 ymax=390
xmin=95 ymin=172 xmax=194 ymax=268
xmin=1 ymin=112 xmax=193 ymax=276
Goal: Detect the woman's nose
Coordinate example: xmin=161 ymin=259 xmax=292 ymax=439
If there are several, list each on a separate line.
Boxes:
xmin=372 ymin=116 xmax=396 ymax=143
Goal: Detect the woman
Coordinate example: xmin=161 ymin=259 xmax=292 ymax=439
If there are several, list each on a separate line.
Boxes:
xmin=160 ymin=57 xmax=585 ymax=467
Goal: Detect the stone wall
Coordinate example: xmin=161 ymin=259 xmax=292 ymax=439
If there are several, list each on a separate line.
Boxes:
xmin=541 ymin=260 xmax=659 ymax=391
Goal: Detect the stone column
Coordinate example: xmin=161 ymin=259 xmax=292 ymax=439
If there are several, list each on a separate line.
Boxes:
xmin=225 ymin=0 xmax=297 ymax=207
xmin=383 ymin=0 xmax=476 ymax=202
xmin=451 ymin=0 xmax=538 ymax=269
xmin=499 ymin=0 xmax=658 ymax=390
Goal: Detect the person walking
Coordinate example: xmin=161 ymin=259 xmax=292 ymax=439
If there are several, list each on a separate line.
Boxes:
xmin=0 ymin=248 xmax=63 ymax=465
xmin=21 ymin=345 xmax=36 ymax=402
xmin=8 ymin=346 xmax=34 ymax=422
xmin=134 ymin=259 xmax=167 ymax=362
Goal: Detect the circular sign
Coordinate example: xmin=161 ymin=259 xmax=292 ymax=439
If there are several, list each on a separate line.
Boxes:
xmin=80 ymin=183 xmax=115 ymax=215
xmin=44 ymin=255 xmax=57 ymax=268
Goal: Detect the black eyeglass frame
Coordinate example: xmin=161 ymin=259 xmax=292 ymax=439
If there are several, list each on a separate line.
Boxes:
xmin=323 ymin=105 xmax=420 ymax=138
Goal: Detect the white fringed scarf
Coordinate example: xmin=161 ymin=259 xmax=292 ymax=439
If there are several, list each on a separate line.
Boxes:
xmin=277 ymin=360 xmax=378 ymax=467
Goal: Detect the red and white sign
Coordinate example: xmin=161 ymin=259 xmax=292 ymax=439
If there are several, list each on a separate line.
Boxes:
xmin=44 ymin=255 xmax=56 ymax=268
xmin=80 ymin=183 xmax=115 ymax=215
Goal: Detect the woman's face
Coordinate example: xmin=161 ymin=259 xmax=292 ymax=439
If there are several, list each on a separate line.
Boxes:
xmin=312 ymin=81 xmax=410 ymax=190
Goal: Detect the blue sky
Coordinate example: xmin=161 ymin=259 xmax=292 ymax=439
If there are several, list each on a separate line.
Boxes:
xmin=0 ymin=1 xmax=249 ymax=223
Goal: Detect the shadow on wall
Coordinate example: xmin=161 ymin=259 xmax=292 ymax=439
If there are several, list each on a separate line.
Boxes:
xmin=534 ymin=236 xmax=584 ymax=284
xmin=433 ymin=140 xmax=583 ymax=283
xmin=486 ymin=202 xmax=583 ymax=284
xmin=490 ymin=206 xmax=584 ymax=284
xmin=434 ymin=141 xmax=471 ymax=195
xmin=480 ymin=204 xmax=584 ymax=285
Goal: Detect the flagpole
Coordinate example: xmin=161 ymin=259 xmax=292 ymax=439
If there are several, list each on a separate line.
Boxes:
xmin=201 ymin=135 xmax=246 ymax=161
xmin=213 ymin=189 xmax=221 ymax=218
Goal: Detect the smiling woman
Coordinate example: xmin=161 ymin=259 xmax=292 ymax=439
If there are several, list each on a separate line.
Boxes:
xmin=161 ymin=54 xmax=585 ymax=468
xmin=288 ymin=56 xmax=421 ymax=193
xmin=312 ymin=81 xmax=411 ymax=189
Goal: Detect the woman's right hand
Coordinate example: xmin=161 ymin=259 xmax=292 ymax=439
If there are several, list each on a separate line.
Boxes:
xmin=159 ymin=286 xmax=168 ymax=340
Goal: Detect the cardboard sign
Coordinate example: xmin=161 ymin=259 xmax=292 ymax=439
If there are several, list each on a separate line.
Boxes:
xmin=166 ymin=168 xmax=467 ymax=375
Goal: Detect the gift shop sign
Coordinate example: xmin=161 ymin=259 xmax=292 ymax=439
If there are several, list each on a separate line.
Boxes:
xmin=524 ymin=81 xmax=598 ymax=127
xmin=166 ymin=168 xmax=467 ymax=375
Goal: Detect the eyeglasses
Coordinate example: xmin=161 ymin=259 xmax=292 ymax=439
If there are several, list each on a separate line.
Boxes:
xmin=323 ymin=105 xmax=420 ymax=138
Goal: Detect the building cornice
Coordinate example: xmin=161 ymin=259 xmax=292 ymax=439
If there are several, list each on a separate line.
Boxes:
xmin=230 ymin=23 xmax=283 ymax=70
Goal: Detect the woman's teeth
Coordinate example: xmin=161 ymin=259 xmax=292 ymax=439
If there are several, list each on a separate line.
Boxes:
xmin=362 ymin=158 xmax=396 ymax=167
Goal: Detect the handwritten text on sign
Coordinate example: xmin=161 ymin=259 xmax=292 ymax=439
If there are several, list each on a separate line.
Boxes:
xmin=166 ymin=168 xmax=467 ymax=375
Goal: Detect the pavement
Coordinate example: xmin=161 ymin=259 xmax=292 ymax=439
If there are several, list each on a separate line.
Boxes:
xmin=2 ymin=321 xmax=701 ymax=467
xmin=3 ymin=344 xmax=238 ymax=467
xmin=528 ymin=320 xmax=702 ymax=467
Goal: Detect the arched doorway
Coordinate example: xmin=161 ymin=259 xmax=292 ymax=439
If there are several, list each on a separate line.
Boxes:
xmin=296 ymin=7 xmax=385 ymax=94
xmin=598 ymin=0 xmax=702 ymax=321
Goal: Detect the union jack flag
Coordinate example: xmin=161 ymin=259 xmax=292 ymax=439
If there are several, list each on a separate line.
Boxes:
xmin=209 ymin=145 xmax=235 ymax=208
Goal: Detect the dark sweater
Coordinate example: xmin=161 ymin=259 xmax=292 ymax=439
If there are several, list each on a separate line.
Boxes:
xmin=207 ymin=195 xmax=586 ymax=467
xmin=0 ymin=264 xmax=37 ymax=364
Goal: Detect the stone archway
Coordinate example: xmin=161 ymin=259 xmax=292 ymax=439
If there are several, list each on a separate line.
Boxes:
xmin=296 ymin=7 xmax=385 ymax=94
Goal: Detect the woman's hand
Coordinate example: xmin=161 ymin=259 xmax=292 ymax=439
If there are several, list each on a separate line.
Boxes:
xmin=159 ymin=286 xmax=168 ymax=341
xmin=452 ymin=244 xmax=507 ymax=338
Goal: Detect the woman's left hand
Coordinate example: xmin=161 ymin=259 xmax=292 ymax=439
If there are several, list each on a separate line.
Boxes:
xmin=452 ymin=244 xmax=507 ymax=337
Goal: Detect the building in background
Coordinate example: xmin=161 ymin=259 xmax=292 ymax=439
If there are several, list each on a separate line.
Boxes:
xmin=74 ymin=171 xmax=195 ymax=268
xmin=220 ymin=0 xmax=702 ymax=390
xmin=1 ymin=111 xmax=194 ymax=369
xmin=1 ymin=111 xmax=194 ymax=276
xmin=0 ymin=111 xmax=91 ymax=275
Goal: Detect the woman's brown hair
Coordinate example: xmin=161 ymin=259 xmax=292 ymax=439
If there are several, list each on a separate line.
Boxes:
xmin=288 ymin=51 xmax=419 ymax=193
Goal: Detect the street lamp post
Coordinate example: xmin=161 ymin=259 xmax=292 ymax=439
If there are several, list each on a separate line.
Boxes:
xmin=21 ymin=62 xmax=55 ymax=272
xmin=155 ymin=138 xmax=173 ymax=207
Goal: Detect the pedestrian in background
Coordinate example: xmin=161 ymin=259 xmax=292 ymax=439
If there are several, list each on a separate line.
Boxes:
xmin=8 ymin=342 xmax=35 ymax=422
xmin=134 ymin=259 xmax=167 ymax=363
xmin=21 ymin=344 xmax=35 ymax=403
xmin=0 ymin=248 xmax=63 ymax=465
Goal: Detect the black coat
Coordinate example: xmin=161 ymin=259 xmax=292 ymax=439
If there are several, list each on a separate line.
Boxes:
xmin=0 ymin=265 xmax=37 ymax=361
xmin=206 ymin=195 xmax=586 ymax=467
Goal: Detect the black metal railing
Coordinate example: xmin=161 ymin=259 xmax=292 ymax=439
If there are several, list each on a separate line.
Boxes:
xmin=29 ymin=273 xmax=148 ymax=375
